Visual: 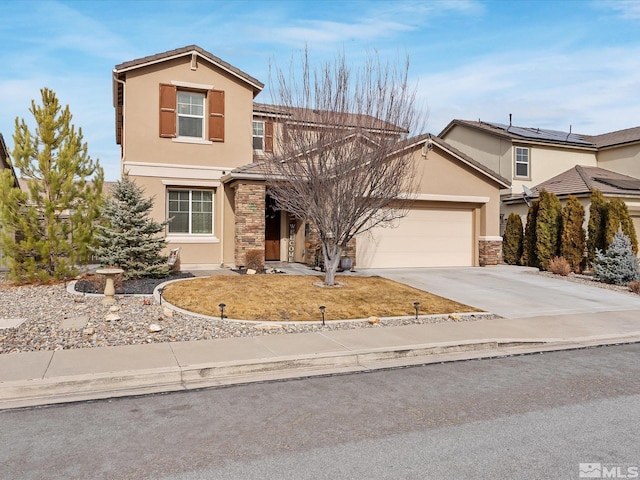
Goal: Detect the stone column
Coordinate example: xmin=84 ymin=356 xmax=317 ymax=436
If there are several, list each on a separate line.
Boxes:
xmin=234 ymin=183 xmax=266 ymax=268
xmin=479 ymin=236 xmax=503 ymax=266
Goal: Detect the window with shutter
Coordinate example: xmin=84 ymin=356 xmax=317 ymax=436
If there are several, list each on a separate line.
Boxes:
xmin=159 ymin=84 xmax=177 ymax=138
xmin=264 ymin=121 xmax=274 ymax=153
xmin=208 ymin=89 xmax=224 ymax=142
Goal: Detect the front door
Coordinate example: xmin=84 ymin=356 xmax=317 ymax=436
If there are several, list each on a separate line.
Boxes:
xmin=265 ymin=197 xmax=281 ymax=261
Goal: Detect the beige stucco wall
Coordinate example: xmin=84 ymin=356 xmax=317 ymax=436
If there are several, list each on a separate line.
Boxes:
xmin=415 ymin=146 xmax=502 ymax=237
xmin=596 ymin=143 xmax=640 ymax=178
xmin=122 ymin=56 xmax=254 ymax=172
xmin=442 ymin=124 xmax=598 ymax=197
xmin=441 ymin=125 xmax=512 ymax=181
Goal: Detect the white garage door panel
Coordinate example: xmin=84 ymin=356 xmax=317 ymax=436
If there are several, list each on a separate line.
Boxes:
xmin=357 ymin=208 xmax=473 ymax=268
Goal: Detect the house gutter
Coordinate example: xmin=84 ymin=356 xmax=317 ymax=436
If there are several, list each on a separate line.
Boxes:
xmin=112 ymin=71 xmax=126 ymax=175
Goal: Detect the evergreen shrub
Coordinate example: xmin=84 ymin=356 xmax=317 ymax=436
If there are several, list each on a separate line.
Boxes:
xmin=502 ymin=213 xmax=523 ymax=265
xmin=593 ymin=232 xmax=640 ymax=285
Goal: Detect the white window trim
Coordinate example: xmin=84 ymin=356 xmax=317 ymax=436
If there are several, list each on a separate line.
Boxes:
xmin=514 ymin=146 xmax=530 ymax=179
xmin=177 ymin=91 xmax=205 ymax=140
xmin=253 ymin=120 xmax=265 ymax=151
xmin=167 ymin=188 xmax=215 ymax=236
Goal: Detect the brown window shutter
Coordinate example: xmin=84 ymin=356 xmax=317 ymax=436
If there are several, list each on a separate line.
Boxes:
xmin=208 ymin=89 xmax=224 ymax=142
xmin=264 ymin=121 xmax=274 ymax=152
xmin=159 ymin=84 xmax=177 ymax=138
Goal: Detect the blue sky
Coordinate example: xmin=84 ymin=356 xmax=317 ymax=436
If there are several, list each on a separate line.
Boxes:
xmin=1 ymin=0 xmax=639 ymax=180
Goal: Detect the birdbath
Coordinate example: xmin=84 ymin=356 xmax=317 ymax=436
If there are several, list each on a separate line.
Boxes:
xmin=95 ymin=268 xmax=124 ymax=305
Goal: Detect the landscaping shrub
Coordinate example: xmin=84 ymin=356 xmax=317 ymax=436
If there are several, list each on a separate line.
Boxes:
xmin=535 ymin=189 xmax=562 ymax=270
xmin=522 ymin=201 xmax=539 ymax=268
xmin=502 ymin=213 xmax=524 ymax=265
xmin=587 ymin=189 xmax=607 ymax=267
xmin=593 ymin=232 xmax=640 ymax=285
xmin=548 ymin=256 xmax=571 ymax=276
xmin=605 ymin=199 xmax=638 ymax=254
xmin=629 ymin=281 xmax=640 ymax=295
xmin=560 ymin=195 xmax=586 ymax=272
xmin=245 ymin=249 xmax=264 ymax=271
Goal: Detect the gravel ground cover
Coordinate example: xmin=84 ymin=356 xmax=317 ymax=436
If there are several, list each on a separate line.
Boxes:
xmin=0 ymin=275 xmax=489 ymax=354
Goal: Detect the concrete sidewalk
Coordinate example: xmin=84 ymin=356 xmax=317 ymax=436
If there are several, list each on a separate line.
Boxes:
xmin=2 ymin=309 xmax=640 ymax=410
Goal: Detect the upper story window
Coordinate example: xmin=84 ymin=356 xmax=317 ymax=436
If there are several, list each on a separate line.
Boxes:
xmin=252 ymin=120 xmax=274 ymax=153
xmin=168 ymin=189 xmax=213 ymax=234
xmin=177 ymin=92 xmax=205 ymax=138
xmin=159 ymin=84 xmax=224 ymax=143
xmin=253 ymin=121 xmax=264 ymax=150
xmin=515 ymin=146 xmax=530 ymax=178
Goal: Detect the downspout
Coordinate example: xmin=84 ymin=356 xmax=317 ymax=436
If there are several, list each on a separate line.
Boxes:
xmin=112 ymin=71 xmax=126 ymax=175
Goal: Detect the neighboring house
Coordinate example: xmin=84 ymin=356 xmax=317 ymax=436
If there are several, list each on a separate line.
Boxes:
xmin=502 ymin=166 xmax=640 ymax=238
xmin=439 ymin=120 xmax=640 ymax=235
xmin=0 ymin=133 xmax=20 ymax=269
xmin=113 ymin=45 xmax=508 ymax=270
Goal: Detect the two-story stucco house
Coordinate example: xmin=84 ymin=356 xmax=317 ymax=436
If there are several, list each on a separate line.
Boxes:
xmin=439 ymin=120 xmax=640 ymax=236
xmin=113 ymin=46 xmax=509 ymax=270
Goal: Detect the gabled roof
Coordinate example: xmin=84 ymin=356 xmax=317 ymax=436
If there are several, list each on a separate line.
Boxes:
xmin=114 ymin=45 xmax=264 ymax=94
xmin=224 ymin=132 xmax=511 ymax=189
xmin=584 ymin=126 xmax=640 ymax=149
xmin=503 ymin=165 xmax=640 ymax=204
xmin=439 ymin=119 xmax=597 ymax=149
xmin=253 ymin=102 xmax=407 ymax=134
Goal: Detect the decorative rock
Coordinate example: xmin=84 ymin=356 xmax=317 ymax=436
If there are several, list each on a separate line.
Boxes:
xmin=256 ymin=323 xmax=283 ymax=330
xmin=84 ymin=327 xmax=95 ymax=336
xmin=448 ymin=313 xmax=461 ymax=321
xmin=109 ymin=305 xmax=121 ymax=312
xmin=367 ymin=316 xmax=381 ymax=324
xmin=148 ymin=323 xmax=163 ymax=333
xmin=162 ymin=307 xmax=174 ymax=317
xmin=105 ymin=313 xmax=121 ymax=322
xmin=246 ymin=269 xmax=257 ymax=275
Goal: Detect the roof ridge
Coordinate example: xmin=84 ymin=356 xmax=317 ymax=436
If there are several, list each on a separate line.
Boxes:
xmin=574 ymin=165 xmax=594 ymax=191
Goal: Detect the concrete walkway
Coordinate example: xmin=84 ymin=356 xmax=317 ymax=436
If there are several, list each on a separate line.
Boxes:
xmin=1 ymin=265 xmax=640 ymax=409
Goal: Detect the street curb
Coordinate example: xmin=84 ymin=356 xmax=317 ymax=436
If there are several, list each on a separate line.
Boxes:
xmin=2 ymin=334 xmax=639 ymax=410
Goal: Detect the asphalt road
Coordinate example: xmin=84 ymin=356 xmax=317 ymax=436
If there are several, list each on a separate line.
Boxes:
xmin=2 ymin=344 xmax=640 ymax=480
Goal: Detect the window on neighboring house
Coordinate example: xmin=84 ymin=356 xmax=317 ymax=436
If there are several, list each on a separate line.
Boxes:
xmin=159 ymin=84 xmax=225 ymax=142
xmin=177 ymin=91 xmax=205 ymax=138
xmin=252 ymin=120 xmax=274 ymax=152
xmin=168 ymin=189 xmax=213 ymax=234
xmin=515 ymin=147 xmax=530 ymax=178
xmin=253 ymin=121 xmax=264 ymax=150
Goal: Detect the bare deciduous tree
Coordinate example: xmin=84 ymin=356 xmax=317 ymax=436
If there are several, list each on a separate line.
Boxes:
xmin=264 ymin=50 xmax=426 ymax=285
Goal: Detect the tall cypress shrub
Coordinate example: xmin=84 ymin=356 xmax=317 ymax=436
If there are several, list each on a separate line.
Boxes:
xmin=503 ymin=213 xmax=524 ymax=265
xmin=560 ymin=195 xmax=586 ymax=272
xmin=535 ymin=189 xmax=562 ymax=270
xmin=587 ymin=189 xmax=607 ymax=266
xmin=605 ymin=199 xmax=638 ymax=254
xmin=522 ymin=201 xmax=539 ymax=267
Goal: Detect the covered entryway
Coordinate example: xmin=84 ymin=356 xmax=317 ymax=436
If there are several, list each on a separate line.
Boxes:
xmin=265 ymin=195 xmax=281 ymax=261
xmin=356 ymin=206 xmax=474 ymax=268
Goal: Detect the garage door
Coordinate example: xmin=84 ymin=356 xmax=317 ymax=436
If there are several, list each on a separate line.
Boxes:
xmin=356 ymin=207 xmax=474 ymax=268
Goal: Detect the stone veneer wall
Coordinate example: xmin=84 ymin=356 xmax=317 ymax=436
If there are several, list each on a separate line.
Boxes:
xmin=304 ymin=222 xmax=356 ymax=268
xmin=479 ymin=237 xmax=503 ymax=266
xmin=234 ymin=183 xmax=266 ymax=268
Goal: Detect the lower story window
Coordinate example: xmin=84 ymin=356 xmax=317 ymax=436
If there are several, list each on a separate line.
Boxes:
xmin=168 ymin=189 xmax=213 ymax=234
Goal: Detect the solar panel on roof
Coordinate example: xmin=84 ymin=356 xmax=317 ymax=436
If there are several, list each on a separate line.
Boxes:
xmin=594 ymin=178 xmax=640 ymax=191
xmin=485 ymin=122 xmax=593 ymax=146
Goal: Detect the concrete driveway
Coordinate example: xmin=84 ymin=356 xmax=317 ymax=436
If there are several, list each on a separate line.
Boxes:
xmin=369 ymin=265 xmax=640 ymax=319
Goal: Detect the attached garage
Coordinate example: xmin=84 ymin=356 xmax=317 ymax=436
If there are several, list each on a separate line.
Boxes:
xmin=356 ymin=205 xmax=475 ymax=268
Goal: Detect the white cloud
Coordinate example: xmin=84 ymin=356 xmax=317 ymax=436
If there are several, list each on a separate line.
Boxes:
xmin=596 ymin=0 xmax=640 ymax=20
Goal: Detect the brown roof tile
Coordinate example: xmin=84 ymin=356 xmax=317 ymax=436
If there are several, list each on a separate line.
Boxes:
xmin=583 ymin=126 xmax=640 ymax=148
xmin=114 ymin=45 xmax=264 ymax=93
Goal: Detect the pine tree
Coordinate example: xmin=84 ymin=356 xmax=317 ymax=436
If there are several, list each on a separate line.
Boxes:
xmin=502 ymin=213 xmax=523 ymax=265
xmin=560 ymin=195 xmax=586 ymax=272
xmin=91 ymin=175 xmax=169 ymax=279
xmin=522 ymin=201 xmax=539 ymax=267
xmin=605 ymin=199 xmax=638 ymax=254
xmin=0 ymin=88 xmax=104 ymax=282
xmin=587 ymin=189 xmax=607 ymax=266
xmin=593 ymin=232 xmax=640 ymax=285
xmin=535 ymin=189 xmax=562 ymax=270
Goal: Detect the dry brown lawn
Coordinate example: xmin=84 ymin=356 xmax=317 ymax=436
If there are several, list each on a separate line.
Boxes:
xmin=162 ymin=275 xmax=480 ymax=321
